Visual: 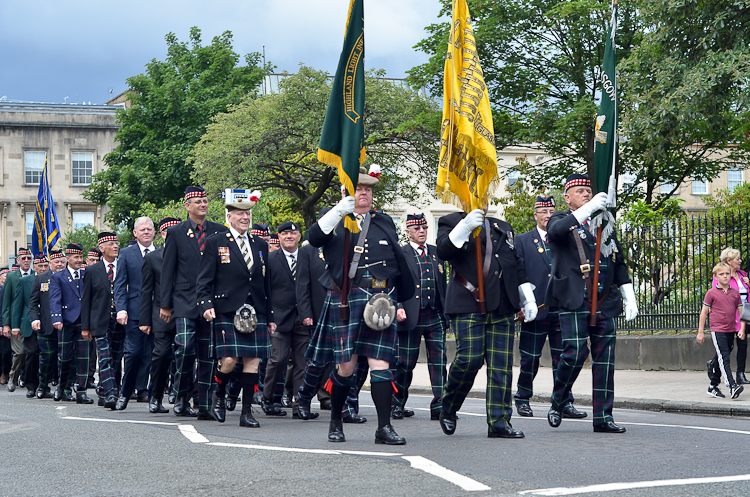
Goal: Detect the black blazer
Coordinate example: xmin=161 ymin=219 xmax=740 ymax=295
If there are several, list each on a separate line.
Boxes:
xmin=196 ymin=231 xmax=272 ymax=318
xmin=437 ymin=212 xmax=528 ymax=315
xmin=81 ymin=259 xmax=115 ymax=337
xmin=308 ymin=209 xmax=415 ymax=303
xmin=268 ymin=248 xmax=298 ymax=333
xmin=397 ymin=244 xmax=447 ymax=332
xmin=296 ymin=243 xmax=327 ymax=325
xmin=545 ymin=210 xmax=631 ymax=317
xmin=140 ymin=248 xmax=174 ymax=334
xmin=515 ymin=228 xmax=553 ymax=321
xmin=161 ymin=220 xmax=228 ymax=320
xmin=29 ymin=270 xmax=54 ymax=337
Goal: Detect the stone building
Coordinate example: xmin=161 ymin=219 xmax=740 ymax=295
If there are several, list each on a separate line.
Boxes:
xmin=0 ymin=101 xmax=120 ymax=267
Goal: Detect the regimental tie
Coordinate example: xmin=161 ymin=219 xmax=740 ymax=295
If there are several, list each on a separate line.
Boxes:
xmin=73 ymin=269 xmax=80 ymax=291
xmin=290 ymin=254 xmax=297 ymax=279
xmin=418 ymin=245 xmax=427 ymax=260
xmin=238 ymin=235 xmax=253 ymax=272
xmin=107 ymin=263 xmax=114 ymax=291
xmin=196 ymin=225 xmax=205 ymax=252
xmin=144 ymin=248 xmax=149 ymax=257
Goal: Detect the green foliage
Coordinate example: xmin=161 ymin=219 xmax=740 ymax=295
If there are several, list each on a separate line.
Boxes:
xmin=704 ymin=183 xmax=750 ymax=215
xmin=408 ymin=0 xmax=642 ymax=189
xmin=190 ymin=65 xmax=441 ymax=228
xmin=618 ymin=0 xmax=750 ymax=208
xmin=59 ymin=224 xmax=133 ymax=252
xmin=618 ymin=198 xmax=685 ymax=227
xmin=84 ymin=27 xmax=269 ymax=227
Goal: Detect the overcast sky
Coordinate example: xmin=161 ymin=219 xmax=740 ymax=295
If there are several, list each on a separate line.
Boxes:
xmin=0 ymin=0 xmax=446 ymax=104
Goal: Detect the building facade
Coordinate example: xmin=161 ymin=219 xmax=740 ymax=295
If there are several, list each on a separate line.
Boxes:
xmin=0 ymin=102 xmax=120 ymax=267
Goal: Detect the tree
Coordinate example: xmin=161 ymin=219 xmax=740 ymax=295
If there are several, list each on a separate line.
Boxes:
xmin=408 ymin=0 xmax=641 ymax=190
xmin=189 ymin=65 xmax=441 ymax=228
xmin=84 ymin=27 xmax=268 ymax=227
xmin=618 ymin=0 xmax=750 ymax=209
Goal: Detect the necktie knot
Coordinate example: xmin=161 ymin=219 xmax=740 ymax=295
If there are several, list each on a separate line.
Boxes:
xmin=144 ymin=247 xmax=149 ymax=255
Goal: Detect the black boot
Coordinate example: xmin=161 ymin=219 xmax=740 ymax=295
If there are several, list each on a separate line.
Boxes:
xmin=328 ymin=419 xmax=345 ymax=442
xmin=76 ymin=391 xmax=94 ymax=404
xmin=239 ymin=372 xmax=260 ymax=428
xmin=211 ymin=370 xmax=230 ymax=422
xmin=53 ymin=385 xmax=63 ymax=402
xmin=738 ymin=372 xmax=750 ymax=385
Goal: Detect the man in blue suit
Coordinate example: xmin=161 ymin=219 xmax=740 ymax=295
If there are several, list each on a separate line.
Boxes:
xmin=513 ymin=196 xmax=586 ymax=420
xmin=114 ymin=217 xmax=156 ymax=409
xmin=49 ymin=244 xmax=89 ymax=403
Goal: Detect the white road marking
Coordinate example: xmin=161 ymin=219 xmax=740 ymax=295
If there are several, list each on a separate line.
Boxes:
xmin=179 ymin=424 xmax=209 ymax=443
xmin=338 ymin=450 xmax=403 ymax=457
xmin=519 ymin=473 xmax=750 ymax=495
xmin=56 ymin=406 xmax=66 ymax=410
xmin=207 ymin=442 xmax=402 ymax=457
xmin=403 ymin=455 xmax=491 ymax=492
xmin=62 ymin=416 xmax=178 ymax=426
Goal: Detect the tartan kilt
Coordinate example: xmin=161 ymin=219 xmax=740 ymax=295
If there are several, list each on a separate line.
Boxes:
xmin=307 ymin=287 xmax=398 ymax=365
xmin=213 ymin=312 xmax=271 ymax=359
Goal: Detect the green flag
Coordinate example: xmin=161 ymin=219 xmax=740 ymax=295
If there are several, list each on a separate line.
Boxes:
xmin=317 ymin=0 xmax=366 ymax=233
xmin=590 ymin=1 xmax=618 ymax=257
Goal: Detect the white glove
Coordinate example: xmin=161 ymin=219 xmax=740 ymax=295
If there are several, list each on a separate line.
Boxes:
xmin=448 ymin=209 xmax=485 ymax=248
xmin=518 ymin=282 xmax=538 ymax=322
xmin=318 ymin=196 xmax=356 ymax=235
xmin=573 ymin=192 xmax=608 ymax=224
xmin=620 ymin=283 xmax=638 ymax=321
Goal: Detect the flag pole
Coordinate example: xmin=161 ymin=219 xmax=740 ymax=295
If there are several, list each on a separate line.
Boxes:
xmin=475 ymin=230 xmax=486 ymax=314
xmin=589 ymin=225 xmax=603 ymax=326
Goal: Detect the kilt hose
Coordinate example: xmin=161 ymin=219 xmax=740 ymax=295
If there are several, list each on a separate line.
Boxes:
xmin=306 ymin=287 xmax=399 ymax=366
xmin=213 ymin=312 xmax=271 ymax=360
xmin=443 ymin=311 xmax=515 ymax=431
xmin=58 ymin=324 xmax=89 ymax=392
xmin=95 ymin=319 xmax=126 ymax=398
xmin=173 ymin=317 xmax=214 ymax=412
xmin=298 ymin=356 xmax=365 ymax=417
xmin=38 ymin=334 xmax=58 ymax=387
xmin=551 ymin=305 xmax=616 ymax=425
xmin=514 ymin=312 xmax=574 ymax=405
xmin=393 ymin=308 xmax=446 ymax=413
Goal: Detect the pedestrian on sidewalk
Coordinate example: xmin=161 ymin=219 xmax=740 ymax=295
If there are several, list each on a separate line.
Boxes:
xmin=713 ymin=248 xmax=750 ymax=386
xmin=698 ymin=261 xmax=745 ymax=400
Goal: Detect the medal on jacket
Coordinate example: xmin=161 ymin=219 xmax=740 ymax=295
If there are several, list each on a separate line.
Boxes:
xmin=218 ymin=246 xmax=230 ymax=264
xmin=187 ymin=228 xmax=194 ymax=238
xmin=577 ymin=227 xmax=587 ymax=239
xmin=534 ymin=238 xmax=544 ymax=253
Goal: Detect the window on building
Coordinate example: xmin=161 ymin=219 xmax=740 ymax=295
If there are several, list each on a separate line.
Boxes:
xmin=24 ymin=151 xmax=46 ymax=185
xmin=623 ymin=173 xmax=636 ymax=186
xmin=26 ymin=211 xmax=34 ymax=248
xmin=508 ymin=170 xmax=521 ymax=188
xmin=71 ymin=152 xmax=93 ymax=185
xmin=692 ymin=178 xmax=708 ymax=195
xmin=728 ymin=168 xmax=743 ymax=192
xmin=72 ymin=211 xmax=95 ymax=229
xmin=660 ymin=182 xmax=675 ymax=194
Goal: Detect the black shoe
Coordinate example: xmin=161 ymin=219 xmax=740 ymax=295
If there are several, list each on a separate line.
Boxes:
xmin=375 ymin=424 xmax=406 ymax=444
xmin=593 ymin=421 xmax=627 ymax=433
xmin=18 ymin=378 xmax=24 ymax=388
xmin=547 ymin=407 xmax=562 ymax=428
xmin=61 ymin=390 xmax=75 ymax=402
xmin=225 ymin=396 xmax=237 ymax=412
xmin=252 ymin=390 xmax=264 ymax=405
xmin=7 ymin=380 xmax=16 ymax=392
xmin=239 ymin=407 xmax=260 ymax=428
xmin=328 ymin=419 xmax=345 ymax=442
xmin=211 ymin=392 xmax=226 ymax=423
xmin=280 ymin=393 xmax=292 ymax=408
xmin=516 ymin=402 xmax=533 ymax=417
xmin=391 ymin=406 xmax=405 ymax=419
xmin=430 ymin=410 xmax=441 ymax=421
xmin=343 ymin=413 xmax=367 ymax=424
xmin=51 ymin=378 xmax=58 ymax=387
xmin=738 ymin=372 xmax=750 ymax=385
xmin=76 ymin=392 xmax=94 ymax=404
xmin=98 ymin=396 xmax=105 ymax=406
xmin=731 ymin=383 xmax=744 ymax=399
xmin=137 ymin=395 xmax=149 ymax=403
xmin=149 ymin=398 xmax=169 ymax=414
xmin=296 ymin=398 xmax=318 ymax=420
xmin=261 ymin=397 xmax=287 ymax=416
xmin=403 ymin=408 xmax=414 ymax=417
xmin=104 ymin=395 xmax=117 ymax=409
xmin=439 ymin=411 xmax=458 ymax=435
xmin=196 ymin=410 xmax=213 ymax=420
xmin=53 ymin=385 xmax=62 ymax=401
xmin=319 ymin=399 xmax=331 ymax=410
xmin=36 ymin=386 xmax=52 ymax=399
xmin=168 ymin=393 xmax=176 ymax=404
xmin=562 ymin=404 xmax=588 ymax=419
xmin=173 ymin=397 xmax=198 ymax=417
xmin=115 ymin=395 xmax=129 ymax=410
xmin=488 ymin=425 xmax=525 ymax=438
xmin=26 ymin=389 xmax=36 ymax=398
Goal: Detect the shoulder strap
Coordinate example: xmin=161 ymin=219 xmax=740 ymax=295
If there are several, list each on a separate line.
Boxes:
xmin=573 ymin=231 xmax=594 ymax=305
xmin=483 ymin=219 xmax=491 ymax=280
xmin=348 ymin=213 xmax=372 ymax=279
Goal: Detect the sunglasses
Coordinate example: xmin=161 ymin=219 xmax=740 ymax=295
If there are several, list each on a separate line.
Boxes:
xmin=18 ymin=256 xmax=32 ymax=261
xmin=411 ymin=226 xmax=428 ymax=231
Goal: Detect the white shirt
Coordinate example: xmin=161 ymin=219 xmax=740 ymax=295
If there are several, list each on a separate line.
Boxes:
xmin=230 ymin=226 xmax=254 ymax=267
xmin=282 ymin=248 xmax=299 ymax=270
xmin=537 ymin=226 xmax=548 ymax=241
xmin=409 ymin=241 xmax=427 ymax=256
xmin=138 ymin=242 xmax=156 ymax=258
xmin=102 ymin=257 xmax=118 ymax=280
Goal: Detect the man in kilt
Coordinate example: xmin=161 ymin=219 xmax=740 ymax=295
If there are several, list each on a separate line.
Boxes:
xmin=545 ymin=174 xmax=638 ymax=433
xmin=161 ymin=185 xmax=227 ymax=418
xmin=393 ymin=213 xmax=447 ymax=421
xmin=81 ymin=233 xmax=126 ymax=408
xmin=30 ymin=249 xmax=66 ymax=398
xmin=307 ymin=165 xmax=415 ymax=445
xmin=49 ymin=244 xmax=87 ymax=402
xmin=197 ymin=191 xmax=274 ymax=428
xmin=436 ymin=209 xmax=538 ymax=438
xmin=513 ymin=196 xmax=586 ymax=420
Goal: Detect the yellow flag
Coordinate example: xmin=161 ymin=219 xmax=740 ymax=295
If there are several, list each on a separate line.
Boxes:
xmin=437 ymin=0 xmax=498 ymax=212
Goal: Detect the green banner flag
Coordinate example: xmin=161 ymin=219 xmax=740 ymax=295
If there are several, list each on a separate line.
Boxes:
xmin=317 ymin=0 xmax=366 ymax=233
xmin=590 ymin=1 xmax=618 ymax=257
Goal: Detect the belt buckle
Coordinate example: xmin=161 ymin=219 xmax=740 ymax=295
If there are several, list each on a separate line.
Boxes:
xmin=353 ymin=246 xmax=365 ymax=254
xmin=372 ymin=278 xmax=386 ymax=289
xmin=579 ymin=264 xmax=591 ymax=273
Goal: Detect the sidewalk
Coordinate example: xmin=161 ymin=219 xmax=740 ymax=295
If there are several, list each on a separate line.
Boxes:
xmin=405 ymin=363 xmax=750 ymax=417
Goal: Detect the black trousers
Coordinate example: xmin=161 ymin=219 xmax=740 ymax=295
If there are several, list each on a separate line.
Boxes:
xmin=0 ymin=336 xmax=11 ymax=376
xmin=263 ymin=322 xmax=310 ymax=404
xmin=23 ymin=333 xmax=40 ymax=390
xmin=150 ymin=328 xmax=176 ymax=400
xmin=709 ymin=331 xmax=740 ymax=388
